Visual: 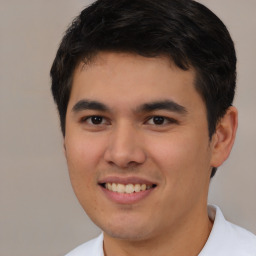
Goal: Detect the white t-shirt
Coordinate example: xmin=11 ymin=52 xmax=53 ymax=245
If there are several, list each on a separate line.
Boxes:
xmin=65 ymin=205 xmax=256 ymax=256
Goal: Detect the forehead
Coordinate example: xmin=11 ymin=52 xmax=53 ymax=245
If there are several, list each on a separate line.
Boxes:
xmin=69 ymin=52 xmax=202 ymax=110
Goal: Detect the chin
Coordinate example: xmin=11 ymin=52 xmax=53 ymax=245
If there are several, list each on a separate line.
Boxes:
xmin=104 ymin=227 xmax=153 ymax=241
xmin=99 ymin=217 xmax=155 ymax=241
xmin=86 ymin=204 xmax=159 ymax=241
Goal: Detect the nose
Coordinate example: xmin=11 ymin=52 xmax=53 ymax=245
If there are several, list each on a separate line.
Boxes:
xmin=103 ymin=122 xmax=147 ymax=168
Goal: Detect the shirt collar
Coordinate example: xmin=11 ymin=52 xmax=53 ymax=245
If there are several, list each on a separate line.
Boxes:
xmin=199 ymin=204 xmax=233 ymax=255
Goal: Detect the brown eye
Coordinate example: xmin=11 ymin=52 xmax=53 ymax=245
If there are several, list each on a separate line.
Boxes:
xmin=152 ymin=116 xmax=165 ymax=125
xmin=90 ymin=116 xmax=103 ymax=125
xmin=147 ymin=116 xmax=166 ymax=125
xmin=146 ymin=116 xmax=178 ymax=126
xmin=82 ymin=116 xmax=107 ymax=125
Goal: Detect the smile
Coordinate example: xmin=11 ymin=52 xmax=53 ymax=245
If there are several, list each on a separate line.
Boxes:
xmin=104 ymin=183 xmax=155 ymax=193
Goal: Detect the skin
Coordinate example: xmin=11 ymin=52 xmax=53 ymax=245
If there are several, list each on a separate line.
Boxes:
xmin=64 ymin=52 xmax=237 ymax=256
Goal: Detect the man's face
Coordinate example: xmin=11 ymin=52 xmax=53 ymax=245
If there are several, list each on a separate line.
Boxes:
xmin=64 ymin=52 xmax=215 ymax=241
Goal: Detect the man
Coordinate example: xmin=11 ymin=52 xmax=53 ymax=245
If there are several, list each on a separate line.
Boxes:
xmin=50 ymin=0 xmax=256 ymax=255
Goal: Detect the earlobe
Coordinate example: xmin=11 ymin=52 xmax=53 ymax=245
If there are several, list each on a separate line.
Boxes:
xmin=210 ymin=106 xmax=238 ymax=168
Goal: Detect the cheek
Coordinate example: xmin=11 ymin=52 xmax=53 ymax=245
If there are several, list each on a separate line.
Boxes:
xmin=64 ymin=134 xmax=106 ymax=185
xmin=64 ymin=134 xmax=107 ymax=214
xmin=147 ymin=133 xmax=211 ymax=215
xmin=148 ymin=132 xmax=211 ymax=181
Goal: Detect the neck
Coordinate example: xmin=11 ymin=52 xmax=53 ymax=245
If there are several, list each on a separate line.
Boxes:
xmin=103 ymin=206 xmax=213 ymax=256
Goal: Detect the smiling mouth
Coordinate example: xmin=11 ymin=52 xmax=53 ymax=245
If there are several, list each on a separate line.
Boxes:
xmin=101 ymin=183 xmax=157 ymax=193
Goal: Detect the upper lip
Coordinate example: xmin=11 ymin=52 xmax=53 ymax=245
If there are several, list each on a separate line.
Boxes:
xmin=98 ymin=176 xmax=157 ymax=186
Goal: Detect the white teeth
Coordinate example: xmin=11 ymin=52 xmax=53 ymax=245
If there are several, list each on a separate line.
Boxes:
xmin=105 ymin=183 xmax=153 ymax=193
xmin=112 ymin=183 xmax=117 ymax=192
xmin=117 ymin=183 xmax=125 ymax=193
xmin=134 ymin=184 xmax=141 ymax=192
xmin=125 ymin=184 xmax=134 ymax=193
xmin=141 ymin=184 xmax=146 ymax=191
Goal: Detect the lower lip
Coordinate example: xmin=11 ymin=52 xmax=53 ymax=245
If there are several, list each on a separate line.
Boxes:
xmin=100 ymin=186 xmax=155 ymax=204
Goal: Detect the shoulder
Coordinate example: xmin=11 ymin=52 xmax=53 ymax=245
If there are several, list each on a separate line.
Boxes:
xmin=200 ymin=205 xmax=256 ymax=255
xmin=65 ymin=233 xmax=104 ymax=256
xmin=226 ymin=220 xmax=256 ymax=254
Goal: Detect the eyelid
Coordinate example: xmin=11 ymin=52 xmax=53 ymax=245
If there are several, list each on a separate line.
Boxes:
xmin=78 ymin=114 xmax=178 ymax=126
xmin=80 ymin=115 xmax=111 ymax=125
xmin=145 ymin=116 xmax=178 ymax=125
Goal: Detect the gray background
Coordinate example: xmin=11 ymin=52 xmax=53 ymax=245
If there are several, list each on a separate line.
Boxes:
xmin=0 ymin=1 xmax=255 ymax=255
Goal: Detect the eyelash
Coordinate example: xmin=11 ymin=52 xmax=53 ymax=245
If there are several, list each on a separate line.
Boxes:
xmin=145 ymin=116 xmax=178 ymax=125
xmin=80 ymin=115 xmax=178 ymax=126
xmin=80 ymin=115 xmax=109 ymax=125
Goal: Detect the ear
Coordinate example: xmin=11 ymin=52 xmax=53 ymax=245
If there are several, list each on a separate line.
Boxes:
xmin=210 ymin=106 xmax=238 ymax=168
xmin=63 ymin=142 xmax=67 ymax=158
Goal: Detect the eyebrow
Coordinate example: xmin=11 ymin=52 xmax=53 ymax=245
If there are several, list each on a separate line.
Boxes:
xmin=72 ymin=100 xmax=109 ymax=113
xmin=71 ymin=99 xmax=187 ymax=115
xmin=137 ymin=100 xmax=187 ymax=114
